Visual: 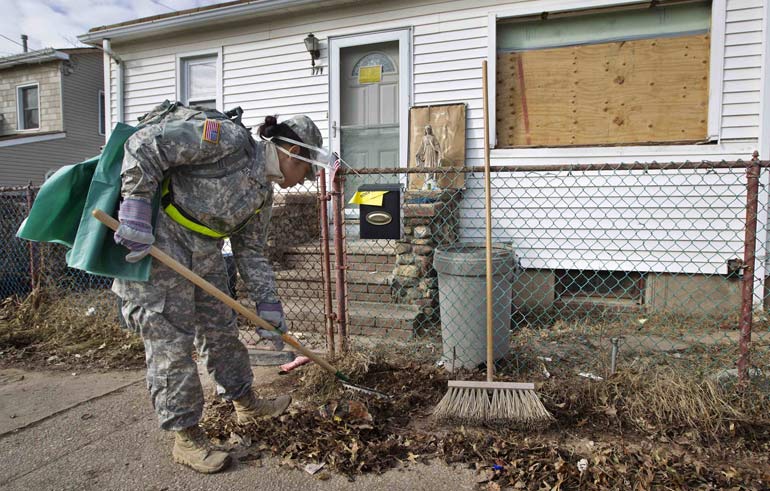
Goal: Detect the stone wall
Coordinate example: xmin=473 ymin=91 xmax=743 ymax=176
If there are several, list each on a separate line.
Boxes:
xmin=391 ymin=190 xmax=462 ymax=323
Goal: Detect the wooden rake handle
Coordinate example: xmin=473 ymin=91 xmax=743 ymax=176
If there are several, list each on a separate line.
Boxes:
xmin=482 ymin=60 xmax=494 ymax=383
xmin=92 ymin=208 xmax=339 ymax=377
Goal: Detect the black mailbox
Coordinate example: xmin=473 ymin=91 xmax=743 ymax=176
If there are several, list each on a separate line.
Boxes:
xmin=358 ymin=183 xmax=402 ymax=240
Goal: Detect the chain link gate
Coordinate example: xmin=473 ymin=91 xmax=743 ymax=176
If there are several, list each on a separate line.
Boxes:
xmin=242 ymin=180 xmax=331 ymax=351
xmin=329 ymin=156 xmax=770 ymax=385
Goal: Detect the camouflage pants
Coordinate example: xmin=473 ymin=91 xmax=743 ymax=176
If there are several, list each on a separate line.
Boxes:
xmin=121 ymin=263 xmax=253 ymax=431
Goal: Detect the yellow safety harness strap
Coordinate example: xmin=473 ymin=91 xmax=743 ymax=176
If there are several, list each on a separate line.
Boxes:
xmin=161 ymin=178 xmax=260 ymax=239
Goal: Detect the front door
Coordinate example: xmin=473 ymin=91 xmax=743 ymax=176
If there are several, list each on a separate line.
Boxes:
xmin=329 ymin=30 xmax=411 ymax=212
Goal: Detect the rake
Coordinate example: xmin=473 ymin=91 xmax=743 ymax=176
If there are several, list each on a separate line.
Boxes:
xmin=93 ymin=208 xmax=389 ymax=400
xmin=433 ymin=61 xmax=552 ymax=424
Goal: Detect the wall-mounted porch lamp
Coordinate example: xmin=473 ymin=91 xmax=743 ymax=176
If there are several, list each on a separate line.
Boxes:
xmin=304 ymin=33 xmax=322 ymax=75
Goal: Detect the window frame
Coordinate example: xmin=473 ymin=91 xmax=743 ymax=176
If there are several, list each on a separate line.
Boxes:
xmin=98 ymin=89 xmax=105 ymax=136
xmin=555 ymin=269 xmax=645 ymax=303
xmin=16 ymin=82 xmax=41 ymax=131
xmin=487 ymin=0 xmax=726 ymax=152
xmin=176 ymin=48 xmax=223 ymax=111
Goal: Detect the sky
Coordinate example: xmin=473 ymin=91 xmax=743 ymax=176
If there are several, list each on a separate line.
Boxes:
xmin=0 ymin=0 xmax=225 ymax=55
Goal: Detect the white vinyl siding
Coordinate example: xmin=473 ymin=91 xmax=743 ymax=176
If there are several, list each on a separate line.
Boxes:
xmin=106 ymin=0 xmax=766 ymax=147
xmin=459 ymin=167 xmax=749 ymax=274
xmin=223 ymin=36 xmax=330 ymax=139
xmin=111 ymin=54 xmax=175 ymax=125
xmin=105 ymin=0 xmax=766 ymax=275
xmin=480 ymin=140 xmax=757 ymax=274
xmin=720 ymin=0 xmax=765 ymax=140
xmin=108 ymin=59 xmax=116 ymax=125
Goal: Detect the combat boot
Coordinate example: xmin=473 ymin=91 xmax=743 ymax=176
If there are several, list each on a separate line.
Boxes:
xmin=172 ymin=425 xmax=231 ymax=474
xmin=233 ymin=391 xmax=291 ymax=424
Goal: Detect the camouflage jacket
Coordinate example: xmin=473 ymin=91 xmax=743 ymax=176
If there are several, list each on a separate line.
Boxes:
xmin=113 ymin=102 xmax=279 ymax=309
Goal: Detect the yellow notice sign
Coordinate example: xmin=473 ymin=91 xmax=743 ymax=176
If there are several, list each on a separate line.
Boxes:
xmin=349 ymin=191 xmax=387 ymax=206
xmin=358 ymin=65 xmax=382 ymax=84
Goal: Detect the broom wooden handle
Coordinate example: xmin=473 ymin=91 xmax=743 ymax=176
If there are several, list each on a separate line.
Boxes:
xmin=92 ymin=208 xmax=340 ymax=377
xmin=482 ymin=60 xmax=494 ymax=383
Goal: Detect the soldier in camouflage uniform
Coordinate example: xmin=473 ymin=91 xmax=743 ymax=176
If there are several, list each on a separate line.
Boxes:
xmin=112 ymin=101 xmax=322 ymax=474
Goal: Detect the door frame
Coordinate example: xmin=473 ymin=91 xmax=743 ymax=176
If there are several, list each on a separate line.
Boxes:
xmin=328 ymin=28 xmax=412 ymax=174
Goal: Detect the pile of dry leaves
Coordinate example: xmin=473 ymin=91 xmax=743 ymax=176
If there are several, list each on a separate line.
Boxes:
xmin=201 ymin=345 xmax=770 ymax=490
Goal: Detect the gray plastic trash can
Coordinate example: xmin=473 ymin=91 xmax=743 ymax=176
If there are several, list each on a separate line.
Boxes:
xmin=434 ymin=244 xmax=516 ymax=371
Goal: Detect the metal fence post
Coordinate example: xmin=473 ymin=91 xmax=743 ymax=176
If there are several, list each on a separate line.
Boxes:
xmin=331 ymin=170 xmax=348 ymax=353
xmin=25 ymin=182 xmax=38 ymax=296
xmin=318 ymin=169 xmax=335 ymax=357
xmin=738 ymin=151 xmax=760 ymax=385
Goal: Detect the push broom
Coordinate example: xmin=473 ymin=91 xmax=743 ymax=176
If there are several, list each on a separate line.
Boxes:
xmin=433 ymin=61 xmax=552 ymax=425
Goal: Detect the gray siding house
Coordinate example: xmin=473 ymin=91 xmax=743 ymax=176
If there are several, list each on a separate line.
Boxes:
xmin=0 ymin=48 xmax=104 ymax=186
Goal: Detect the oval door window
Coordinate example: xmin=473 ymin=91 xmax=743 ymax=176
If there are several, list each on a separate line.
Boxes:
xmin=366 ymin=211 xmax=392 ymax=226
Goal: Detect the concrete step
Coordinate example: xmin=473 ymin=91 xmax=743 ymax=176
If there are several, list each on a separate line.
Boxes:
xmin=343 ymin=271 xmax=393 ymax=303
xmin=271 ymin=239 xmax=399 ymax=305
xmin=275 ymin=270 xmax=392 ymax=303
xmin=284 ymin=256 xmax=395 ymax=274
xmin=282 ymin=299 xmax=421 ymax=340
xmin=288 ymin=239 xmax=396 ymax=255
xmin=283 ymin=240 xmax=397 ymax=274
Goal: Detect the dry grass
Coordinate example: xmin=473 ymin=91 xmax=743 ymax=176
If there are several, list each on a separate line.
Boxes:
xmin=0 ymin=288 xmax=144 ymax=369
xmin=295 ymin=348 xmax=377 ymax=402
xmin=494 ymin=318 xmax=770 ymax=443
xmin=504 ymin=313 xmax=770 ymax=381
xmin=539 ymin=367 xmax=770 ymax=443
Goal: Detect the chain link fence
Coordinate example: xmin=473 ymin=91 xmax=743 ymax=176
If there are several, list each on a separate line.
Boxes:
xmin=330 ymin=157 xmax=770 ymax=384
xmin=0 ymin=181 xmax=333 ymax=353
xmin=3 ymin=157 xmax=770 ymax=386
xmin=0 ymin=187 xmax=36 ymax=300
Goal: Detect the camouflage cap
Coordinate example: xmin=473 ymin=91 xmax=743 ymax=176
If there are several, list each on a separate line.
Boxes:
xmin=283 ymin=115 xmax=323 ymax=182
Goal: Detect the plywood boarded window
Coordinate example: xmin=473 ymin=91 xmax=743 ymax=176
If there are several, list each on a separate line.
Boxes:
xmin=496 ymin=1 xmax=711 ymax=147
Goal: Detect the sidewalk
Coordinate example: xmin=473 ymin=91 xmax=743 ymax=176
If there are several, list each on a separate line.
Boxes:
xmin=0 ymin=367 xmax=477 ymax=491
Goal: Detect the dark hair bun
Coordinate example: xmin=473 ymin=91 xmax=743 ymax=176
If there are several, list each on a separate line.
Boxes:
xmin=259 ymin=115 xmax=279 ymax=138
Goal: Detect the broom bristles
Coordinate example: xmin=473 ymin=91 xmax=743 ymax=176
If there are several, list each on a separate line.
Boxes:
xmin=434 ymin=384 xmax=553 ymax=425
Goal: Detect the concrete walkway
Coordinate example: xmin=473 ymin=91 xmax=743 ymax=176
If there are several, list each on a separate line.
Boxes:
xmin=0 ymin=368 xmax=144 ymax=435
xmin=0 ymin=367 xmax=477 ymax=491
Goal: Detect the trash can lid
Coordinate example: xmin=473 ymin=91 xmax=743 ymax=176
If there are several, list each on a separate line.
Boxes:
xmin=434 ymin=243 xmax=516 ymax=277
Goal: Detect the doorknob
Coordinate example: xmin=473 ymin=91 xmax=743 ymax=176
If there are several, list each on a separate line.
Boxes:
xmin=332 ymin=121 xmax=337 ymax=137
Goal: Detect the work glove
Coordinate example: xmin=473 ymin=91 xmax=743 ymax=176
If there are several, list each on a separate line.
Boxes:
xmin=114 ymin=198 xmax=154 ymax=263
xmin=257 ymin=302 xmax=287 ymax=351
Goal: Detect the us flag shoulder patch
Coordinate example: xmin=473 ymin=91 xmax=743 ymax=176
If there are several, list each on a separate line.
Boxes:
xmin=202 ymin=119 xmax=221 ymax=144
